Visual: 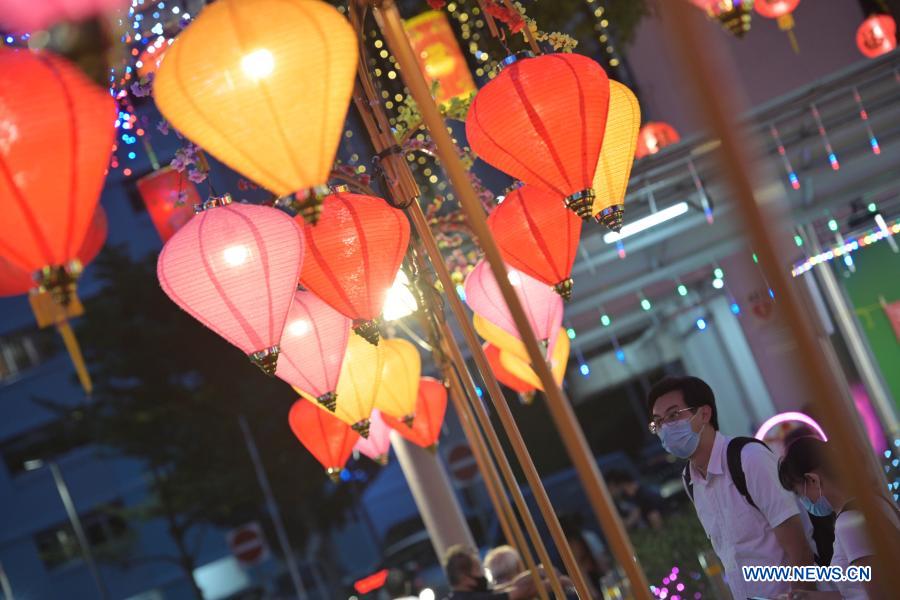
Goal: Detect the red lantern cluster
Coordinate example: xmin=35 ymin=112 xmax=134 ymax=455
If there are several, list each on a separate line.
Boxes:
xmin=856 ymin=14 xmax=897 ymax=59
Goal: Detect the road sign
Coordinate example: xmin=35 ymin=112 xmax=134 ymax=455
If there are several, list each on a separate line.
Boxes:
xmin=446 ymin=443 xmax=479 ymax=485
xmin=227 ymin=521 xmax=270 ymax=567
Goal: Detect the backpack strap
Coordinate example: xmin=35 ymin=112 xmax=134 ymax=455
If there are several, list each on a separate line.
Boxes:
xmin=726 ymin=436 xmax=771 ymax=511
xmin=682 ymin=464 xmax=694 ymax=503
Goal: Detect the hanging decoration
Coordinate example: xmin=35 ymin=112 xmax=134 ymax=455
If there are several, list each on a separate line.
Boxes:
xmin=153 ymin=0 xmax=358 ymax=213
xmin=592 ymin=80 xmax=641 ymax=232
xmin=689 ymin=0 xmax=753 ymax=37
xmin=856 ymin=14 xmax=897 ymax=59
xmin=157 ymin=195 xmax=304 ymax=375
xmin=473 ymin=311 xmax=559 ymax=361
xmin=403 ymin=10 xmax=477 ymax=106
xmin=465 ymin=259 xmax=564 ymax=350
xmin=373 ymin=338 xmax=421 ymax=424
xmin=383 ymin=377 xmax=447 ymax=450
xmin=754 ymin=0 xmax=800 ymax=52
xmin=487 ymin=185 xmax=582 ymax=301
xmin=483 ymin=342 xmax=537 ymax=404
xmin=465 ymin=52 xmax=610 ymax=220
xmin=499 ymin=327 xmax=570 ymax=391
xmin=297 ymin=334 xmax=383 ymax=438
xmin=288 ymin=398 xmax=359 ymax=481
xmin=0 ymin=0 xmax=127 ymax=32
xmin=276 ymin=290 xmax=350 ymax=412
xmin=635 ymin=122 xmax=680 ymax=159
xmin=353 ymin=409 xmax=392 ymax=465
xmin=136 ymin=167 xmax=202 ymax=243
xmin=298 ymin=192 xmax=411 ymax=345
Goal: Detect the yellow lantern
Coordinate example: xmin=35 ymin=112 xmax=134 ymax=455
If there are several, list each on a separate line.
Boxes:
xmin=591 ymin=80 xmax=641 ymax=233
xmin=373 ymin=338 xmax=421 ymax=424
xmin=153 ymin=0 xmax=357 ymax=197
xmin=499 ymin=328 xmax=569 ymax=391
xmin=473 ymin=312 xmax=552 ymax=361
xmin=297 ymin=334 xmax=382 ymax=438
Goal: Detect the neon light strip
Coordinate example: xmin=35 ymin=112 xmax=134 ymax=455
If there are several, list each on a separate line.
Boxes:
xmin=770 ymin=124 xmax=800 ymax=190
xmin=791 ymin=218 xmax=900 ymax=277
xmin=853 ymin=88 xmax=881 ymax=155
xmin=603 ymin=202 xmax=690 ymax=244
xmin=810 ymin=104 xmax=840 ymax=170
xmin=755 ymin=412 xmax=828 ymax=442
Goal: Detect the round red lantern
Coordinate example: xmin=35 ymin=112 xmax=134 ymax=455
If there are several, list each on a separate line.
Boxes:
xmin=856 ymin=14 xmax=897 ymax=59
xmin=0 ymin=48 xmax=115 ymax=305
xmin=383 ymin=377 xmax=447 ymax=450
xmin=288 ymin=399 xmax=359 ymax=481
xmin=157 ymin=195 xmax=304 ymax=375
xmin=487 ymin=185 xmax=582 ymax=301
xmin=298 ymin=192 xmax=410 ymax=345
xmin=635 ymin=122 xmax=681 ymax=159
xmin=466 ymin=53 xmax=610 ymax=220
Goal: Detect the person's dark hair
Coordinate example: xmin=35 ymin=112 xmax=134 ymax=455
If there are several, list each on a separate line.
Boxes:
xmin=385 ymin=568 xmax=411 ymax=597
xmin=604 ymin=468 xmax=635 ymax=486
xmin=443 ymin=544 xmax=479 ymax=587
xmin=647 ymin=375 xmax=719 ymax=430
xmin=778 ymin=436 xmax=835 ymax=491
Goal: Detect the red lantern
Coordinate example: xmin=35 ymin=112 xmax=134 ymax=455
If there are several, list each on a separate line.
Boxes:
xmin=487 ymin=185 xmax=582 ymax=301
xmin=288 ymin=399 xmax=359 ymax=481
xmin=856 ymin=15 xmax=897 ymax=59
xmin=466 ymin=53 xmax=610 ymax=220
xmin=383 ymin=377 xmax=447 ymax=449
xmin=483 ymin=343 xmax=536 ymax=403
xmin=298 ymin=192 xmax=410 ymax=345
xmin=0 ymin=48 xmax=115 ymax=304
xmin=755 ymin=0 xmax=800 ymax=52
xmin=0 ymin=0 xmax=127 ymax=32
xmin=635 ymin=122 xmax=681 ymax=159
xmin=0 ymin=206 xmax=107 ymax=298
xmin=136 ymin=167 xmax=201 ymax=242
xmin=157 ymin=195 xmax=304 ymax=375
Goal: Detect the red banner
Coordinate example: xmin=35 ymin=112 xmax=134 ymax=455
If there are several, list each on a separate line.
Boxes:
xmin=404 ymin=11 xmax=477 ymax=106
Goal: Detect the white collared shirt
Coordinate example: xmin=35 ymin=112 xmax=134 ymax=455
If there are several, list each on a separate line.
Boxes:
xmin=689 ymin=432 xmax=814 ymax=600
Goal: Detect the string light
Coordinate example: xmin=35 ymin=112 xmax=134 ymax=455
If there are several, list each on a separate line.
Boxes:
xmin=687 ymin=160 xmax=714 ymax=223
xmin=600 ymin=314 xmax=612 ymax=327
xmin=696 ymin=318 xmax=707 ymax=331
xmin=810 ymin=103 xmax=839 ymax=170
xmin=770 ymin=124 xmax=800 ymax=190
xmin=852 ymin=87 xmax=880 ymax=155
xmin=791 ymin=217 xmax=900 ymax=276
xmin=677 ymin=284 xmax=688 ymax=297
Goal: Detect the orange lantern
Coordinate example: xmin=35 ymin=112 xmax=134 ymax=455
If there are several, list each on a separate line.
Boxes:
xmin=487 ymin=185 xmax=582 ymax=300
xmin=153 ymin=0 xmax=357 ymax=199
xmin=635 ymin=122 xmax=680 ymax=159
xmin=856 ymin=15 xmax=897 ymax=59
xmin=466 ymin=52 xmax=610 ymax=220
xmin=755 ymin=0 xmax=800 ymax=52
xmin=499 ymin=328 xmax=569 ymax=391
xmin=592 ymin=81 xmax=640 ymax=232
xmin=404 ymin=10 xmax=477 ymax=105
xmin=483 ymin=342 xmax=537 ymax=403
xmin=373 ymin=338 xmax=421 ymax=424
xmin=383 ymin=377 xmax=447 ymax=450
xmin=288 ymin=399 xmax=359 ymax=481
xmin=136 ymin=167 xmax=202 ymax=242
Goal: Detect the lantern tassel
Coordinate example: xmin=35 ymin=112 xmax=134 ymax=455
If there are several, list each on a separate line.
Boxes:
xmin=352 ymin=319 xmax=381 ymax=345
xmin=316 ymin=391 xmax=338 ymax=412
xmin=777 ymin=14 xmax=800 ymax=54
xmin=56 ymin=320 xmax=93 ymax=395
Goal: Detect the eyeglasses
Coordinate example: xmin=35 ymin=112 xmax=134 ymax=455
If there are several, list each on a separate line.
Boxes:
xmin=648 ymin=407 xmax=697 ymax=434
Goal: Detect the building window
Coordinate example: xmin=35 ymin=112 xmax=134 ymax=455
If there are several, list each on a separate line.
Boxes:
xmin=0 ymin=411 xmax=91 ymax=476
xmin=34 ymin=502 xmax=131 ymax=569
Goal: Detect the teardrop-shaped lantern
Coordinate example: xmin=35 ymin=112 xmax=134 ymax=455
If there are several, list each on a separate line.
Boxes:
xmin=483 ymin=342 xmax=537 ymax=401
xmin=298 ymin=333 xmax=383 ymax=438
xmin=473 ymin=313 xmax=557 ymax=360
xmin=276 ymin=290 xmax=350 ymax=412
xmin=153 ymin=0 xmax=357 ymax=197
xmin=856 ymin=14 xmax=897 ymax=58
xmin=635 ymin=122 xmax=681 ymax=159
xmin=157 ymin=195 xmax=303 ymax=375
xmin=383 ymin=377 xmax=447 ymax=450
xmin=373 ymin=338 xmax=421 ymax=423
xmin=466 ymin=53 xmax=610 ymax=220
xmin=353 ymin=409 xmax=392 ymax=465
xmin=487 ymin=185 xmax=582 ymax=301
xmin=0 ymin=48 xmax=115 ymax=304
xmin=288 ymin=399 xmax=359 ymax=481
xmin=1 ymin=206 xmax=107 ymax=298
xmin=464 ymin=259 xmax=563 ymax=348
xmin=591 ymin=81 xmax=640 ymax=233
xmin=499 ymin=328 xmax=569 ymax=391
xmin=298 ymin=192 xmax=410 ymax=345
xmin=0 ymin=0 xmax=128 ymax=32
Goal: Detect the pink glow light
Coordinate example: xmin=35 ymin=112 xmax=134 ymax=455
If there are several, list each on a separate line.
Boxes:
xmin=755 ymin=411 xmax=827 ymax=442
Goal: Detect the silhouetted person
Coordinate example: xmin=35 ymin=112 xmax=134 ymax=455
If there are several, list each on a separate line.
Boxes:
xmin=605 ymin=468 xmax=665 ymax=530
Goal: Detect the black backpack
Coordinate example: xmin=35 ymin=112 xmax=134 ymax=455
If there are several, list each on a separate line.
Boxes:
xmin=681 ymin=436 xmax=835 ymax=566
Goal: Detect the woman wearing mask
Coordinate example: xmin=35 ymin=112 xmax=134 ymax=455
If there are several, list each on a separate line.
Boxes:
xmin=778 ymin=436 xmax=900 ymax=600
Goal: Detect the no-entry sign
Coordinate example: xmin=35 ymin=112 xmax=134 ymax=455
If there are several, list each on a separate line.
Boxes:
xmin=446 ymin=443 xmax=479 ymax=485
xmin=227 ymin=521 xmax=270 ymax=567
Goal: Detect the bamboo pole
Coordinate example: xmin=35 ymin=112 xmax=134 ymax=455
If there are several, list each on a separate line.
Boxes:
xmin=658 ymin=1 xmax=900 ymax=591
xmin=373 ymin=3 xmax=651 ymax=597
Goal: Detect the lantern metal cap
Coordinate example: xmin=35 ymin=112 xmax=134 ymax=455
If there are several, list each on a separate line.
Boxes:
xmin=595 ymin=204 xmax=625 ymax=233
xmin=402 ymin=414 xmax=415 ymax=427
xmin=195 ymin=193 xmax=233 ymax=214
xmin=352 ymin=319 xmax=381 ymax=345
xmin=351 ymin=418 xmax=371 ymax=438
xmin=492 ymin=51 xmax=536 ymax=77
xmin=375 ymin=454 xmax=389 ymax=466
xmin=519 ymin=390 xmax=536 ymax=405
xmin=34 ymin=261 xmax=83 ymax=306
xmin=316 ymin=391 xmax=337 ymax=412
xmin=563 ymin=188 xmax=595 ymax=221
xmin=326 ymin=467 xmax=342 ymax=483
xmin=248 ymin=345 xmax=280 ymax=376
xmin=553 ymin=278 xmax=574 ymax=302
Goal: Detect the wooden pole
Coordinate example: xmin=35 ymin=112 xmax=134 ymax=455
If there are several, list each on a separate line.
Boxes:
xmin=658 ymin=0 xmax=900 ymax=590
xmin=373 ymin=2 xmax=651 ymax=597
xmin=57 ymin=320 xmax=93 ymax=395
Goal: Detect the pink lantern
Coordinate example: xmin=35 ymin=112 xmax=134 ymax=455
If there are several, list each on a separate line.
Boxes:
xmin=276 ymin=290 xmax=350 ymax=411
xmin=0 ymin=0 xmax=128 ymax=33
xmin=157 ymin=195 xmax=303 ymax=375
xmin=463 ymin=259 xmax=563 ymax=349
xmin=353 ymin=409 xmax=392 ymax=465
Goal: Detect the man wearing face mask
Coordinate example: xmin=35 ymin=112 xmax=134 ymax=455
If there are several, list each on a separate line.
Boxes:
xmin=441 ymin=545 xmax=541 ymax=599
xmin=647 ymin=376 xmax=816 ymax=600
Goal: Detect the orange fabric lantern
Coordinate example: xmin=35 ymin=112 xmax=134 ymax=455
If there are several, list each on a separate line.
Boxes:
xmin=288 ymin=399 xmax=359 ymax=481
xmin=483 ymin=342 xmax=536 ymax=397
xmin=404 ymin=11 xmax=477 ymax=105
xmin=0 ymin=48 xmax=115 ymax=301
xmin=635 ymin=122 xmax=681 ymax=159
xmin=487 ymin=185 xmax=582 ymax=301
xmin=298 ymin=333 xmax=383 ymax=438
xmin=383 ymin=377 xmax=447 ymax=449
xmin=466 ymin=53 xmax=610 ymax=220
xmin=499 ymin=328 xmax=569 ymax=391
xmin=592 ymin=81 xmax=640 ymax=232
xmin=856 ymin=15 xmax=897 ymax=59
xmin=136 ymin=167 xmax=202 ymax=243
xmin=298 ymin=192 xmax=410 ymax=345
xmin=373 ymin=338 xmax=421 ymax=423
xmin=153 ymin=0 xmax=357 ymax=197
